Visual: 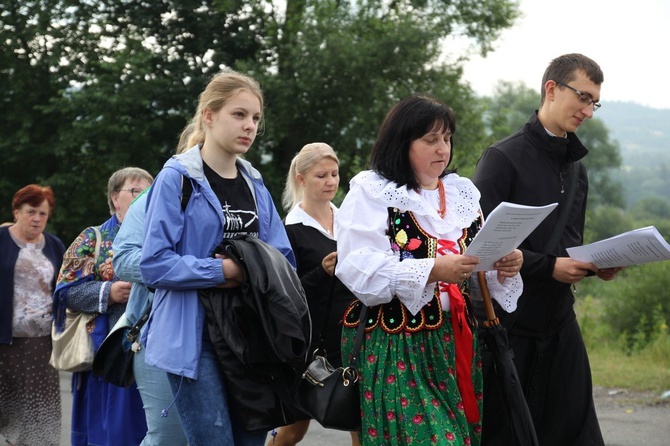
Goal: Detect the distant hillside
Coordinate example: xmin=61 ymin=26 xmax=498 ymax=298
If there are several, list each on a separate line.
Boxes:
xmin=596 ymin=102 xmax=670 ymax=205
xmin=596 ymin=101 xmax=670 ymax=168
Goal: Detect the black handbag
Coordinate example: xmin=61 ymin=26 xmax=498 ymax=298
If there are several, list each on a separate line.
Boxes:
xmin=296 ymin=276 xmax=368 ymax=431
xmin=92 ymin=309 xmax=150 ymax=388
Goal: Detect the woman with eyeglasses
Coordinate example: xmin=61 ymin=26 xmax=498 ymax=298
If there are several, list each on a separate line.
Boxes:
xmin=54 ymin=167 xmax=153 ymax=446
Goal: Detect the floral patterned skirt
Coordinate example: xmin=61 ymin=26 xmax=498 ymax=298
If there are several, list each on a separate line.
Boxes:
xmin=342 ymin=311 xmax=482 ymax=446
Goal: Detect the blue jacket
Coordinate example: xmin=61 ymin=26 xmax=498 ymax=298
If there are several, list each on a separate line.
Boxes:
xmin=0 ymin=226 xmax=66 ymax=344
xmin=139 ymin=146 xmax=295 ymax=379
xmin=112 ymin=191 xmax=152 ymax=328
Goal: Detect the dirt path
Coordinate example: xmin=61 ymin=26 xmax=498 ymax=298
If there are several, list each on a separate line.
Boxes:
xmin=595 ymin=386 xmax=670 ymax=446
xmin=3 ymin=374 xmax=664 ymax=446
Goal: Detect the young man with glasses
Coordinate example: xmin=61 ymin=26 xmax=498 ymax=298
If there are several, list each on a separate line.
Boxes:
xmin=472 ymin=53 xmax=622 ymax=446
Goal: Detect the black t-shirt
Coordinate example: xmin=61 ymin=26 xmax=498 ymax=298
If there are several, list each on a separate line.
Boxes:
xmin=203 ymin=161 xmax=259 ymax=239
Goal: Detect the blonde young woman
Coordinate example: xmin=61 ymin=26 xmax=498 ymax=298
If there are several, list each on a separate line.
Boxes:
xmin=139 ymin=69 xmax=295 ymax=446
xmin=268 ymin=143 xmax=358 ymax=446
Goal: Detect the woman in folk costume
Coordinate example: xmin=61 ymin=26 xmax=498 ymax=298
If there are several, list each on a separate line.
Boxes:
xmin=53 ymin=167 xmax=152 ymax=446
xmin=335 ymin=95 xmax=523 ymax=446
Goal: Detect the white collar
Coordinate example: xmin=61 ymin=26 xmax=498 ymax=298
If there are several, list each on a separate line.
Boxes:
xmin=285 ymin=201 xmax=338 ymax=239
xmin=545 ymin=127 xmax=567 ymax=138
xmin=350 ymin=170 xmax=480 ymax=233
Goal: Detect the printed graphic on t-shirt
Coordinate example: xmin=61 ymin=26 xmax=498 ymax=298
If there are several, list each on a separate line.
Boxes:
xmin=203 ymin=161 xmax=260 ymax=239
xmin=222 ymin=203 xmax=259 ymax=238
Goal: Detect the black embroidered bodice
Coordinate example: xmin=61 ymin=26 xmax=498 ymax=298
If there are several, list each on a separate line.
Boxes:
xmin=343 ymin=207 xmax=481 ymax=333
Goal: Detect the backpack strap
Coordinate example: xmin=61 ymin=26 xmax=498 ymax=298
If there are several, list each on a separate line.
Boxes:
xmin=181 ymin=175 xmax=193 ymax=212
xmin=499 ymin=162 xmax=580 ymax=331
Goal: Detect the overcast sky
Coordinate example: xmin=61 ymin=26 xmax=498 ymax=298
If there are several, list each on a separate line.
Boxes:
xmin=457 ymin=0 xmax=670 ymax=110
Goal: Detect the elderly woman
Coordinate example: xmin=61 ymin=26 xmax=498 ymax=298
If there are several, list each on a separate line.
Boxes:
xmin=0 ymin=185 xmax=66 ymax=446
xmin=54 ymin=167 xmax=153 ymax=446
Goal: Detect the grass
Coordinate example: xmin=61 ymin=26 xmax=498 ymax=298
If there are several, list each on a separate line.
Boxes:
xmin=577 ymin=295 xmax=670 ymax=394
xmin=589 ymin=343 xmax=670 ymax=392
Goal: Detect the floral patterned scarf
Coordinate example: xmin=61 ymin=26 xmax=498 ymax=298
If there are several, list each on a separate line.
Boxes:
xmin=53 ymin=214 xmax=120 ymax=333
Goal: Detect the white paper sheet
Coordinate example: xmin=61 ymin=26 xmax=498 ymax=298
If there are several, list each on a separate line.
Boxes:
xmin=566 ymin=226 xmax=670 ymax=268
xmin=464 ymin=201 xmax=558 ymax=271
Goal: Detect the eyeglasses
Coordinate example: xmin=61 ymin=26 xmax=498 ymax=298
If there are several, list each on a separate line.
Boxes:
xmin=555 ymin=81 xmax=601 ymax=111
xmin=119 ymin=188 xmax=145 ymax=198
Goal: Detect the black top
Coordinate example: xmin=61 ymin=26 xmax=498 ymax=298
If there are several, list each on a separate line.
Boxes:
xmin=204 ymin=162 xmax=259 ymax=239
xmin=284 ymin=223 xmax=354 ymax=367
xmin=472 ymin=111 xmax=589 ymax=336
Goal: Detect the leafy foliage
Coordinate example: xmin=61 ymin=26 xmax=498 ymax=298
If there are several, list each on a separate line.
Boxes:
xmin=482 ymin=80 xmax=537 ymax=144
xmin=1 ymin=0 xmax=519 ymax=242
xmin=244 ymin=0 xmax=516 ymax=198
xmin=583 ymin=205 xmax=632 ymax=245
xmin=577 ymin=274 xmax=670 ymax=391
xmin=1 ymin=0 xmax=271 ymax=241
xmin=578 ymin=118 xmax=624 ymax=208
xmin=581 ymin=262 xmax=670 ymax=352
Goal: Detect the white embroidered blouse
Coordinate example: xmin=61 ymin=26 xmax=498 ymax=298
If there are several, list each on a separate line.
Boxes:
xmin=334 ymin=170 xmax=522 ymax=316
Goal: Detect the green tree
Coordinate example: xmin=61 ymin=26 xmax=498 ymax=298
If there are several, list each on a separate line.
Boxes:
xmin=578 ymin=118 xmax=624 ymax=208
xmin=244 ymin=0 xmax=519 ymax=196
xmin=630 ymin=196 xmax=670 ymax=220
xmin=46 ymin=0 xmax=275 ymax=241
xmin=2 ymin=0 xmax=273 ymax=241
xmin=583 ymin=205 xmax=632 ymax=244
xmin=0 ymin=0 xmax=99 ymax=228
xmin=483 ymin=80 xmax=537 ymax=143
xmin=603 ymin=262 xmax=670 ymax=350
xmin=2 ymin=0 xmax=520 ymax=242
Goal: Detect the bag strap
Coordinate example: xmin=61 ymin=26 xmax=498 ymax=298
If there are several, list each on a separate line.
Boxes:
xmin=315 ymin=266 xmax=368 ymax=363
xmin=92 ymin=226 xmax=102 ymax=261
xmin=125 ymin=308 xmax=151 ymax=343
xmin=499 ymin=162 xmax=579 ymax=331
xmin=313 ymin=267 xmax=367 ymax=369
xmin=543 ymin=162 xmax=578 ymax=254
xmin=315 ymin=275 xmax=337 ymax=352
xmin=347 ymin=304 xmax=368 ymax=368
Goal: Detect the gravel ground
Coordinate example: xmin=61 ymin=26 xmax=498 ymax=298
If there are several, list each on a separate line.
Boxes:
xmin=291 ymin=387 xmax=670 ymax=446
xmin=592 ymin=386 xmax=670 ymax=446
xmin=4 ymin=373 xmax=666 ymax=446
